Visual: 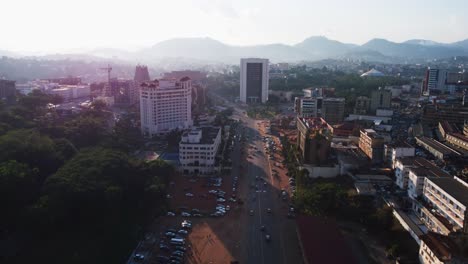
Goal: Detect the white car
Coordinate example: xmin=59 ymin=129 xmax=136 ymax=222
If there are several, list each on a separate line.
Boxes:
xmin=217 ymin=198 xmax=226 ymax=202
xmin=167 ymin=212 xmax=176 ymax=216
xmin=185 ymin=193 xmax=194 ymax=197
xmin=226 ymin=205 xmax=230 ymax=211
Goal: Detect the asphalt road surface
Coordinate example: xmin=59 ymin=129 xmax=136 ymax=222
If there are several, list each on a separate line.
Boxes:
xmin=226 ymin=99 xmax=302 ymax=264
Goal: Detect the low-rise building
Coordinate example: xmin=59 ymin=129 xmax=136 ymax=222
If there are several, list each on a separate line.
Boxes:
xmin=359 ymin=129 xmax=384 ymax=163
xmin=445 ymin=133 xmax=468 ymax=151
xmin=179 ymin=126 xmax=221 ymax=175
xmin=415 ymin=137 xmax=459 ymax=160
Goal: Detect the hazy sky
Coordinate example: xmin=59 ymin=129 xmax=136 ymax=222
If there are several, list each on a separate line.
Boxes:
xmin=1 ymin=0 xmax=468 ymax=52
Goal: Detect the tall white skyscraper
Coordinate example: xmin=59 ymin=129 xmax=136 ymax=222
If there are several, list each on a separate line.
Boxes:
xmin=140 ymin=77 xmax=193 ymax=136
xmin=240 ymin=58 xmax=269 ymax=103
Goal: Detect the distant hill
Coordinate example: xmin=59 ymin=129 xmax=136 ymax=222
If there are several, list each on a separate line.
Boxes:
xmin=2 ymin=36 xmax=468 ymax=64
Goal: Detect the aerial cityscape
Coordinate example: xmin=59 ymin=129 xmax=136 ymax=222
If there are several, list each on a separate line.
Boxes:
xmin=1 ymin=1 xmax=468 ymax=264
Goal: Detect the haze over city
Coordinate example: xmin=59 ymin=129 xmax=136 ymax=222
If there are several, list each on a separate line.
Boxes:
xmin=2 ymin=0 xmax=468 ymax=53
xmin=2 ymin=1 xmax=468 ymax=264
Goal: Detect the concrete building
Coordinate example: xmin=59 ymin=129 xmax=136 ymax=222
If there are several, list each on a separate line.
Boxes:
xmin=415 ymin=137 xmax=459 ymax=160
xmin=134 ymin=65 xmax=151 ymax=85
xmin=179 ymin=126 xmax=221 ymax=175
xmin=370 ymin=88 xmax=391 ymax=113
xmin=321 ymin=97 xmax=345 ymax=125
xmin=419 ymin=232 xmax=457 ymax=264
xmin=240 ymin=58 xmax=269 ymax=103
xmin=359 ymin=129 xmax=384 ymax=163
xmin=445 ymin=133 xmax=468 ymax=151
xmin=422 ymin=177 xmax=468 ymax=233
xmin=296 ymin=117 xmax=331 ymax=165
xmin=354 ymin=96 xmax=370 ymax=115
xmin=0 ymin=79 xmax=15 ymax=99
xmin=110 ymin=79 xmax=138 ymax=105
xmin=407 ymin=166 xmax=451 ymax=199
xmin=384 ymin=141 xmax=415 ymax=168
xmin=422 ymin=104 xmax=468 ymax=126
xmin=394 ymin=157 xmax=440 ymax=190
xmin=140 ymin=77 xmax=193 ymax=136
xmin=294 ymin=96 xmax=320 ymax=117
xmin=422 ymin=68 xmax=448 ymax=95
xmin=48 ymin=85 xmax=90 ymax=101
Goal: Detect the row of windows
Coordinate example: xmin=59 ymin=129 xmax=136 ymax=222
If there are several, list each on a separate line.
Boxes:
xmin=181 ymin=146 xmax=215 ymax=150
xmin=180 ymin=156 xmax=215 ymax=160
xmin=181 ymin=152 xmax=215 ymax=155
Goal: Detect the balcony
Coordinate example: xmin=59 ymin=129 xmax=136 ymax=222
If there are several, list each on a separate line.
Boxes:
xmin=425 ymin=189 xmax=464 ymax=228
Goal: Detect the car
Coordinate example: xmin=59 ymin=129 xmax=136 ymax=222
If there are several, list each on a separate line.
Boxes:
xmin=172 ymin=250 xmax=184 ymax=256
xmin=167 ymin=228 xmax=177 ymax=233
xmin=185 ymin=193 xmax=194 ymax=197
xmin=170 ymin=255 xmax=183 ymax=262
xmin=165 ymin=232 xmax=176 ymax=237
xmin=229 ymin=198 xmax=237 ymax=202
xmin=217 ymin=198 xmax=226 ymax=202
xmin=267 ymin=208 xmax=272 ymax=213
xmin=175 ymin=246 xmax=186 ymax=252
xmin=260 ymin=225 xmax=265 ymax=231
xmin=134 ymin=253 xmax=145 ymax=260
xmin=160 ymin=244 xmax=170 ymax=251
xmin=166 ymin=194 xmax=172 ymax=198
xmin=232 ymin=187 xmax=236 ymax=192
xmin=193 ymin=213 xmax=202 ymax=217
xmin=265 ymin=234 xmax=271 ymax=242
xmin=226 ymin=205 xmax=230 ymax=211
xmin=208 ymin=190 xmax=217 ymax=194
xmin=167 ymin=211 xmax=176 ymax=216
xmin=178 ymin=229 xmax=189 ymax=235
xmin=249 ymin=209 xmax=254 ymax=216
xmin=181 ymin=212 xmax=191 ymax=217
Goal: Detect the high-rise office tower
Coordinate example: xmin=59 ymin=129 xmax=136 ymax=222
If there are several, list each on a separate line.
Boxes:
xmin=240 ymin=58 xmax=269 ymax=103
xmin=422 ymin=68 xmax=447 ymax=95
xmin=140 ymin=77 xmax=193 ymax=136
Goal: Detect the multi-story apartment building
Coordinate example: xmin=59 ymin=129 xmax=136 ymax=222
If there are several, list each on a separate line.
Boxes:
xmin=422 ymin=177 xmax=468 ymax=233
xmin=294 ymin=96 xmax=320 ymax=117
xmin=321 ymin=97 xmax=345 ymax=125
xmin=370 ymin=88 xmax=391 ymax=113
xmin=394 ymin=157 xmax=445 ymax=191
xmin=408 ymin=167 xmax=451 ymax=199
xmin=384 ymin=141 xmax=415 ymax=168
xmin=140 ymin=77 xmax=193 ymax=136
xmin=354 ymin=96 xmax=370 ymax=115
xmin=240 ymin=58 xmax=269 ymax=104
xmin=359 ymin=129 xmax=384 ymax=163
xmin=48 ymin=85 xmax=91 ymax=101
xmin=179 ymin=126 xmax=221 ymax=175
xmin=296 ymin=117 xmax=330 ymax=165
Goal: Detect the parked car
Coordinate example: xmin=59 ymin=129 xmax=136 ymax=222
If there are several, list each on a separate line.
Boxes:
xmin=217 ymin=198 xmax=226 ymax=202
xmin=181 ymin=212 xmax=191 ymax=217
xmin=178 ymin=229 xmax=188 ymax=235
xmin=167 ymin=212 xmax=176 ymax=216
xmin=185 ymin=193 xmax=194 ymax=197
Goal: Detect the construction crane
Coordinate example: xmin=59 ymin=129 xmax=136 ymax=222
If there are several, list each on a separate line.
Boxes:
xmin=99 ymin=64 xmax=112 ymax=96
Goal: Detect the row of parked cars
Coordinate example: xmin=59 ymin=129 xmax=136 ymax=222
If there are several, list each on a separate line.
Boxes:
xmin=157 ymin=220 xmax=192 ymax=264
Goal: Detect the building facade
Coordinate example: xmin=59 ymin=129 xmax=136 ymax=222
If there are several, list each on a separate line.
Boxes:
xmin=179 ymin=126 xmax=221 ymax=175
xmin=354 ymin=96 xmax=370 ymax=115
xmin=422 ymin=177 xmax=468 ymax=233
xmin=0 ymin=79 xmax=16 ymax=99
xmin=384 ymin=142 xmax=415 ymax=168
xmin=294 ymin=96 xmax=320 ymax=117
xmin=240 ymin=58 xmax=269 ymax=103
xmin=140 ymin=77 xmax=193 ymax=136
xmin=359 ymin=129 xmax=384 ymax=163
xmin=370 ymin=88 xmax=391 ymax=113
xmin=321 ymin=97 xmax=345 ymax=125
xmin=296 ymin=117 xmax=331 ymax=165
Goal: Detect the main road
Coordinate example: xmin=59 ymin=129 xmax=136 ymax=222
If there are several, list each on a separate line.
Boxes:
xmin=214 ymin=93 xmax=303 ymax=264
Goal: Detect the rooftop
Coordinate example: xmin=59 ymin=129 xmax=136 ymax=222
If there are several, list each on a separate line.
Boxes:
xmin=421 ymin=232 xmax=457 ymax=261
xmin=298 ymin=117 xmax=328 ymax=131
xmin=180 ymin=126 xmax=221 ymax=145
xmin=427 ymin=177 xmax=468 ymax=207
xmin=360 ymin=68 xmax=385 ymax=77
xmin=416 ymin=136 xmax=457 ymax=155
xmin=397 ymin=157 xmax=451 ymax=178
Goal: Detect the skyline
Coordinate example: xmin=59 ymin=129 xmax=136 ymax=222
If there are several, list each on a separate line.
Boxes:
xmin=1 ymin=0 xmax=468 ymax=53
